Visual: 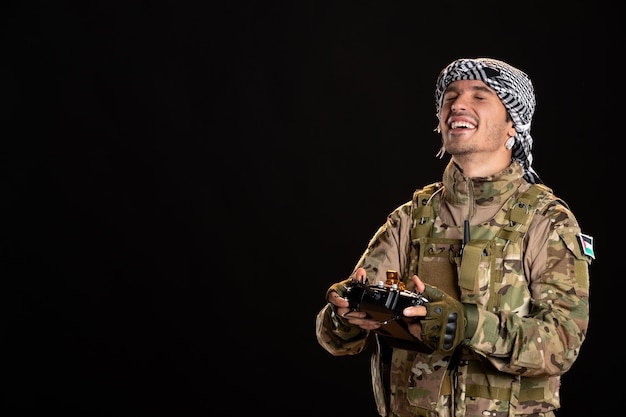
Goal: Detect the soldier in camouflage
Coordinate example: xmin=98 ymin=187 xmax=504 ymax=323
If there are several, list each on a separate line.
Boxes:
xmin=315 ymin=58 xmax=593 ymax=417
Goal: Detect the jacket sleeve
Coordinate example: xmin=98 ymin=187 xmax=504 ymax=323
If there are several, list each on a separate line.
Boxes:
xmin=467 ymin=200 xmax=592 ymax=377
xmin=315 ymin=201 xmax=415 ymax=356
xmin=315 ymin=302 xmax=369 ymax=356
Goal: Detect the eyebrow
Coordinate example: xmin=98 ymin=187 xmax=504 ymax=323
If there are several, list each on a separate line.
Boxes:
xmin=444 ymin=84 xmax=496 ymax=96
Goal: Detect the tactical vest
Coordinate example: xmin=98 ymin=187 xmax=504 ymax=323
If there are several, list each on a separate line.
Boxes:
xmin=406 ymin=181 xmax=556 ymax=310
xmin=377 ymin=181 xmax=563 ymax=417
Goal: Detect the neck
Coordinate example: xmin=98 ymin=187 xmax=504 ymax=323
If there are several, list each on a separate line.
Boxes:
xmin=451 ymin=154 xmax=512 ymax=178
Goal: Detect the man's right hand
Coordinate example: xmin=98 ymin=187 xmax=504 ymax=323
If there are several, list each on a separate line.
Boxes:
xmin=327 ymin=267 xmax=383 ymax=331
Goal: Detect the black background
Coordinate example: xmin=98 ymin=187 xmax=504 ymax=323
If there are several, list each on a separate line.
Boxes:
xmin=2 ymin=1 xmax=613 ymax=416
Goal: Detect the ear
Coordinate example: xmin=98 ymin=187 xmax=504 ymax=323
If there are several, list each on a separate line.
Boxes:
xmin=507 ymin=127 xmax=517 ymax=138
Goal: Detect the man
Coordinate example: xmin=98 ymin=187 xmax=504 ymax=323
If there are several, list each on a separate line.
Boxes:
xmin=315 ymin=58 xmax=593 ymax=417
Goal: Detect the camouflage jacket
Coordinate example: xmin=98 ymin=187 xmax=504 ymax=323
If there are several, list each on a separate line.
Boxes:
xmin=316 ymin=160 xmax=592 ymax=417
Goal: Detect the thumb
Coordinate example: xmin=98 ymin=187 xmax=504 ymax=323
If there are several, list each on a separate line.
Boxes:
xmin=354 ymin=267 xmax=367 ymax=283
xmin=411 ymin=275 xmax=425 ymax=293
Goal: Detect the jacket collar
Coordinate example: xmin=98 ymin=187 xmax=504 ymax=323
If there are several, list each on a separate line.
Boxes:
xmin=441 ymin=159 xmax=526 ymax=207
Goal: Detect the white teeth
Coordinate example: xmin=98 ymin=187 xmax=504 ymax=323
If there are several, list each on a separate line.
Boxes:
xmin=450 ymin=121 xmax=475 ymax=129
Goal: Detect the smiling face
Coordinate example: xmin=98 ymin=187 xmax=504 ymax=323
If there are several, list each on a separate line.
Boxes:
xmin=437 ymin=79 xmax=518 ymax=176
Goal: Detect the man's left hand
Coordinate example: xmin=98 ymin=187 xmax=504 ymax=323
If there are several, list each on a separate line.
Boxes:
xmin=403 ymin=276 xmax=467 ymax=353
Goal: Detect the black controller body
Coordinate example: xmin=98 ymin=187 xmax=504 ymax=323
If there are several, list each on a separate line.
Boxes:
xmin=344 ymin=279 xmax=428 ymax=342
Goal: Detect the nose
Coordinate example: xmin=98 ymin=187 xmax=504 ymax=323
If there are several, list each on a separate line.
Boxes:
xmin=450 ymin=96 xmax=468 ymax=113
xmin=450 ymin=100 xmax=465 ymax=113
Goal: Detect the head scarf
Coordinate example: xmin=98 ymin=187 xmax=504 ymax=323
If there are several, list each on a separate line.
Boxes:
xmin=434 ymin=58 xmax=541 ymax=184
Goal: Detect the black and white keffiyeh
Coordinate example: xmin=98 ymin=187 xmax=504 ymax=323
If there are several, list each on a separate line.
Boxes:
xmin=435 ymin=58 xmax=541 ymax=184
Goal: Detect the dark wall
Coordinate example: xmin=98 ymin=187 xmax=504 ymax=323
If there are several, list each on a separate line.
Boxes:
xmin=2 ymin=1 xmax=611 ymax=416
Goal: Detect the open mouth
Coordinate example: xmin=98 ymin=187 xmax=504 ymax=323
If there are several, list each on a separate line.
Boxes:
xmin=449 ymin=121 xmax=476 ymax=129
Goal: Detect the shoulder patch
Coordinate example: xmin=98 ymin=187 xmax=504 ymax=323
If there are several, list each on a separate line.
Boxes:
xmin=576 ymin=233 xmax=595 ymax=259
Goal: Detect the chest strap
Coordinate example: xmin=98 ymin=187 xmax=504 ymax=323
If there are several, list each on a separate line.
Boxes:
xmin=495 ymin=183 xmax=553 ymax=251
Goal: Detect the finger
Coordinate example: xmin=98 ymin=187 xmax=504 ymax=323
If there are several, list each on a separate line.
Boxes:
xmin=403 ymin=305 xmax=427 ymax=317
xmin=328 ymin=291 xmax=349 ymax=307
xmin=355 ymin=320 xmax=382 ymax=330
xmin=342 ymin=313 xmax=382 ymax=329
xmin=355 ymin=267 xmax=367 ymax=283
xmin=341 ymin=310 xmax=368 ymax=319
xmin=411 ymin=275 xmax=425 ymax=293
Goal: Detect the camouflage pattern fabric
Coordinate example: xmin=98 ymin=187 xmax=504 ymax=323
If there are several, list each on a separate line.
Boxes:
xmin=315 ymin=160 xmax=591 ymax=417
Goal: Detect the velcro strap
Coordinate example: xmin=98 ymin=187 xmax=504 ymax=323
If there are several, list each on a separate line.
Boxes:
xmin=465 ymin=384 xmax=511 ymax=400
xmin=413 ymin=204 xmax=433 ymax=220
xmin=465 ymin=384 xmax=544 ymax=401
xmin=497 ymin=228 xmax=523 ymax=243
xmin=411 ymin=205 xmax=434 ymax=240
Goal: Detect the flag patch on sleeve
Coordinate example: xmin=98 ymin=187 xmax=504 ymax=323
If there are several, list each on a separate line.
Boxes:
xmin=577 ymin=233 xmax=595 ymax=259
